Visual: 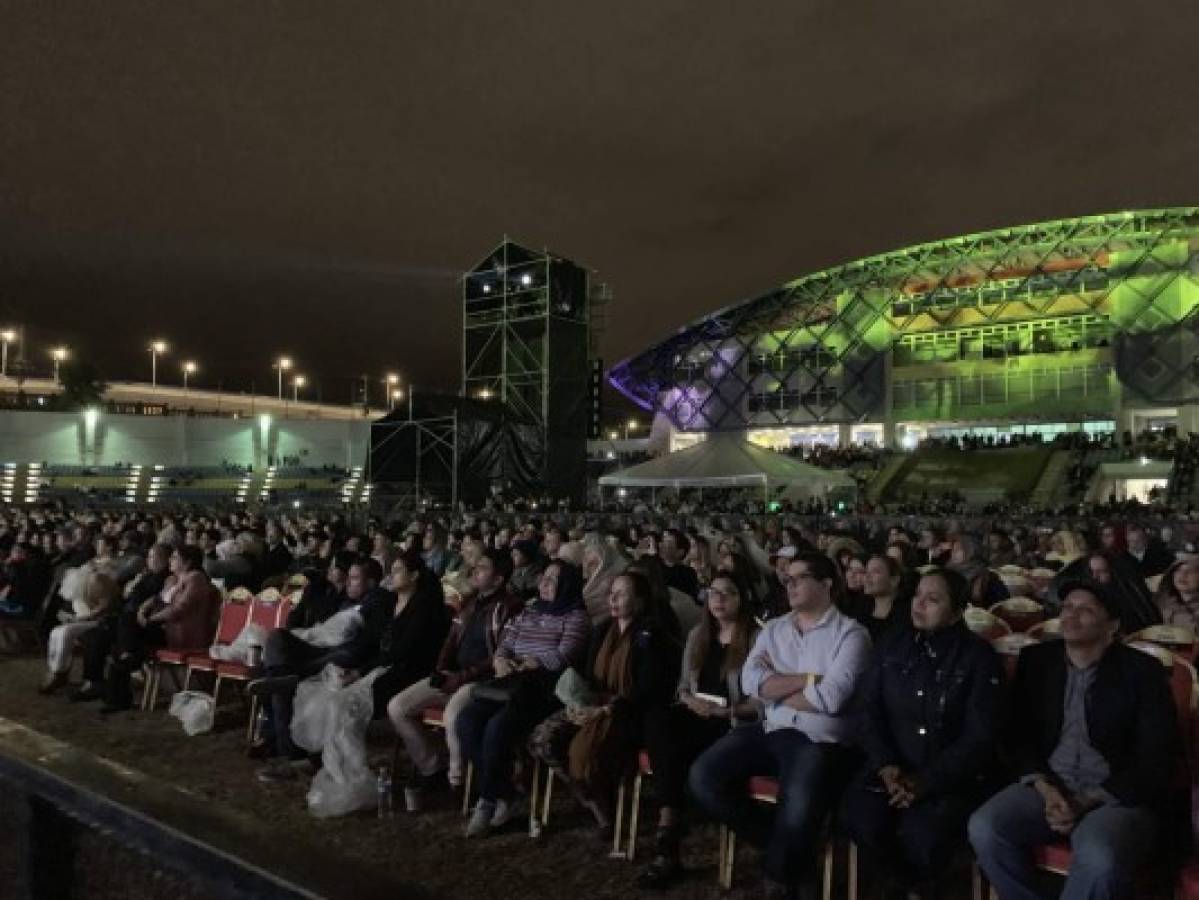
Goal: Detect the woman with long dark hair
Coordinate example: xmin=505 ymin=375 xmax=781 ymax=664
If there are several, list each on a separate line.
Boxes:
xmin=637 ymin=568 xmax=761 ymax=888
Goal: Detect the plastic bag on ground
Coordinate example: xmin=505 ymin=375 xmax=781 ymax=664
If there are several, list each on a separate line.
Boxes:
xmin=169 ymin=690 xmax=215 ymax=736
xmin=291 ymin=664 xmax=383 ymax=818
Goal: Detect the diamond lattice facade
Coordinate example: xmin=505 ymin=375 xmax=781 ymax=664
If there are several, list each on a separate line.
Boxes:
xmin=609 ymin=208 xmax=1199 ymax=444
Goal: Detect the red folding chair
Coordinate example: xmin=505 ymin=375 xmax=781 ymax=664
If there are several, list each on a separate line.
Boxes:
xmin=991 ymin=633 xmax=1039 ymax=681
xmin=988 ymin=598 xmax=1046 ymax=634
xmin=214 ymin=589 xmax=286 ymax=741
xmin=1130 ymin=625 xmax=1198 ymax=662
xmin=1026 ymin=618 xmax=1062 ymax=641
xmin=141 ymin=586 xmax=234 ymax=711
xmin=964 ymin=607 xmax=1012 ymax=641
xmin=183 ymin=591 xmax=253 ymax=689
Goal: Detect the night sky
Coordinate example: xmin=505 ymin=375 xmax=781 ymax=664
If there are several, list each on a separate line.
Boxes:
xmin=4 ymin=2 xmax=1199 ymax=405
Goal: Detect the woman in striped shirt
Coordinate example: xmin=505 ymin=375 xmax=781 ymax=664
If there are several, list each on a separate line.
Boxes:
xmin=457 ymin=561 xmax=590 ymax=837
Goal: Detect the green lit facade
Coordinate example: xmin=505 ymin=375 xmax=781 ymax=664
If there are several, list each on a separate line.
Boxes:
xmin=608 ymin=209 xmax=1199 ymax=444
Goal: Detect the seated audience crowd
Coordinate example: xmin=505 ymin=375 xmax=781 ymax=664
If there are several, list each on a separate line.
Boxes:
xmin=3 ymin=500 xmax=1199 ymax=900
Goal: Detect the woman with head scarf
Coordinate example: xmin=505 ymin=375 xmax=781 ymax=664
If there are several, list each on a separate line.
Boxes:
xmin=581 ymin=535 xmax=628 ymax=624
xmin=1155 ymin=556 xmax=1199 ymax=637
xmin=456 ymin=561 xmax=590 ymax=837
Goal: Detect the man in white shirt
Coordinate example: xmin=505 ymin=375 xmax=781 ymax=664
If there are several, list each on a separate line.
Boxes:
xmin=689 ymin=551 xmax=871 ymax=899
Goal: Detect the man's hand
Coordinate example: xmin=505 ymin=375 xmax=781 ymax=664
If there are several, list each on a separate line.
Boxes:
xmin=517 ymin=656 xmax=541 ymax=672
xmin=439 ymin=671 xmax=462 ymax=694
xmin=493 ymin=656 xmax=515 ymax=679
xmin=1033 ymin=778 xmax=1077 ymax=834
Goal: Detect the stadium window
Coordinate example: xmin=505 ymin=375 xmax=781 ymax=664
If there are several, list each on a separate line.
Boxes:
xmin=1008 ymin=373 xmax=1033 ymax=403
xmin=959 ymin=376 xmax=982 ymax=406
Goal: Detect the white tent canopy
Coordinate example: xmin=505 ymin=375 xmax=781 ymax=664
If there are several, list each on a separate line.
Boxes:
xmin=598 ymin=434 xmax=856 ymax=494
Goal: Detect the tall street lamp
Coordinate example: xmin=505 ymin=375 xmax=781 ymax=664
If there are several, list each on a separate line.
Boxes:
xmin=50 ymin=347 xmax=69 ymax=383
xmin=182 ymin=360 xmax=197 ymax=391
xmin=274 ymin=356 xmax=292 ymax=400
xmin=293 ymin=374 xmax=306 ymax=403
xmin=0 ymin=329 xmax=15 ymax=377
xmin=149 ymin=340 xmax=168 ymax=386
xmin=385 ymin=373 xmax=400 ymax=408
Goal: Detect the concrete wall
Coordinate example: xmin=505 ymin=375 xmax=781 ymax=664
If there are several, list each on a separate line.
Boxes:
xmin=0 ymin=410 xmax=371 ymax=469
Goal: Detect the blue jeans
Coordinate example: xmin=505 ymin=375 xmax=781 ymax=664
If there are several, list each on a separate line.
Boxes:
xmin=456 ymin=688 xmax=560 ymax=802
xmin=968 ymin=783 xmax=1157 ymax=900
xmin=688 ymin=723 xmax=857 ymax=885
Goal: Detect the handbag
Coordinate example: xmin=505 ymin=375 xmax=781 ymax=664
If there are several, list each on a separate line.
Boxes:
xmin=472 ymin=671 xmax=538 ymax=705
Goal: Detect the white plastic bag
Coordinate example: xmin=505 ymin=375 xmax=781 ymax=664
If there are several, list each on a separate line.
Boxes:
xmin=169 ymin=690 xmax=215 ymax=736
xmin=290 ymin=607 xmax=362 ymax=648
xmin=291 ymin=664 xmax=382 ymax=818
xmin=208 ymin=622 xmax=269 ymax=662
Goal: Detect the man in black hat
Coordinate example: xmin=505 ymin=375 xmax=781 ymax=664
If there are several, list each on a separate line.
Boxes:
xmin=969 ymin=579 xmax=1177 ymax=899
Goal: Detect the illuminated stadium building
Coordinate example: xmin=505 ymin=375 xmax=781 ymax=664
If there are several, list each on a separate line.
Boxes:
xmin=609 ymin=208 xmax=1199 ymax=451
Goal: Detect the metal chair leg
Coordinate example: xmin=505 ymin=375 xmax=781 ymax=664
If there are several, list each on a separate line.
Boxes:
xmin=247 ymin=695 xmax=259 ymax=744
xmin=848 ymin=841 xmax=858 ymax=900
xmin=626 ymin=773 xmax=643 ymax=862
xmin=972 ymin=861 xmax=992 ymax=900
xmin=183 ymin=667 xmax=193 ymax=691
xmin=822 ymin=840 xmax=833 ymax=900
xmin=611 ymin=779 xmax=626 ymax=858
xmin=718 ymin=826 xmax=736 ymax=890
xmin=461 ymin=761 xmax=473 ymax=816
xmin=528 ymin=758 xmax=541 ymax=837
xmin=213 ymin=675 xmax=223 ymax=708
xmin=541 ymin=767 xmax=554 ymax=825
xmin=140 ymin=665 xmax=153 ymax=711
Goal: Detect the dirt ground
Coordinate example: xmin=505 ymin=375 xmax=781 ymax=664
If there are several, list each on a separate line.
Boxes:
xmin=0 ymin=650 xmax=771 ymax=900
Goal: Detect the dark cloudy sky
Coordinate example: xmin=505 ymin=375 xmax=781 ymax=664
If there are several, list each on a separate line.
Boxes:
xmin=3 ymin=1 xmax=1199 ymax=403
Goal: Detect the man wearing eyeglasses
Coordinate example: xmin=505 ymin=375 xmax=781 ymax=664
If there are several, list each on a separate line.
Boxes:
xmin=689 ymin=551 xmax=871 ymax=900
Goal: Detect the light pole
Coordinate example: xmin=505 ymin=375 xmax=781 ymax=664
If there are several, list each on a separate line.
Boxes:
xmin=50 ymin=347 xmax=69 ymax=383
xmin=274 ymin=356 xmax=292 ymax=400
xmin=149 ymin=340 xmax=168 ymax=386
xmin=182 ymin=360 xmax=197 ymax=391
xmin=624 ymin=418 xmax=639 ymax=441
xmin=0 ymin=330 xmax=15 ymax=377
xmin=293 ymin=374 xmax=306 ymax=403
xmin=385 ymin=373 xmax=400 ymax=408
